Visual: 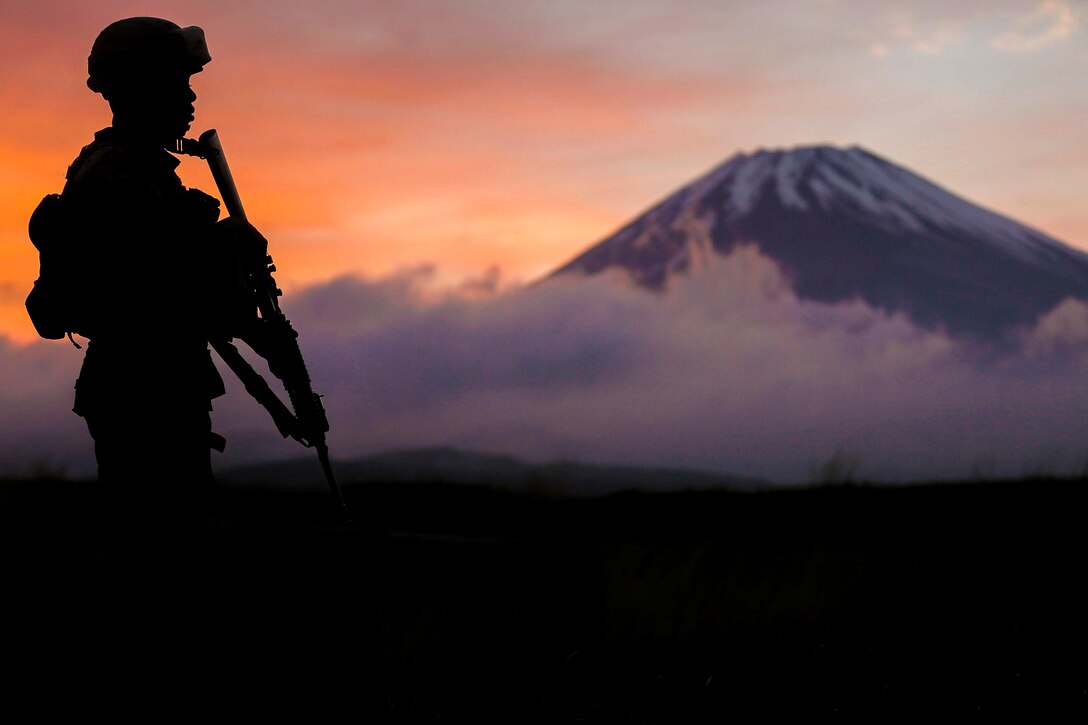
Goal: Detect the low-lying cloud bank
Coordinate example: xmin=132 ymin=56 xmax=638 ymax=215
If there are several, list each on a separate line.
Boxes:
xmin=6 ymin=246 xmax=1088 ymax=484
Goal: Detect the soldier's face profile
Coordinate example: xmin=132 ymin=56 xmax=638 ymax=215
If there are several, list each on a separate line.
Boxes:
xmin=147 ymin=70 xmax=198 ymax=139
xmin=110 ymin=68 xmax=198 ymax=142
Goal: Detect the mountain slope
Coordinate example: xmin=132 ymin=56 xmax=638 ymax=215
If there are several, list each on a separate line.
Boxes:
xmin=551 ymin=146 xmax=1088 ymax=340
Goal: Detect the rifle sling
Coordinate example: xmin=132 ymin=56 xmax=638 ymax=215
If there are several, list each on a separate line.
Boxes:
xmin=210 ymin=338 xmax=299 ymax=442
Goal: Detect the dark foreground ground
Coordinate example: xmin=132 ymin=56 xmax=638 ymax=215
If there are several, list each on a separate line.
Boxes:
xmin=3 ymin=475 xmax=1087 ymax=718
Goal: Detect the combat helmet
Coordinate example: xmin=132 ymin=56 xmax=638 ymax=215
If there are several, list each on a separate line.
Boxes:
xmin=87 ymin=17 xmax=211 ymax=95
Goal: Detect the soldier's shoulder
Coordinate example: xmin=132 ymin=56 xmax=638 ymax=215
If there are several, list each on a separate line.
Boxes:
xmin=66 ymin=138 xmax=141 ymax=187
xmin=63 ymin=133 xmax=184 ymax=207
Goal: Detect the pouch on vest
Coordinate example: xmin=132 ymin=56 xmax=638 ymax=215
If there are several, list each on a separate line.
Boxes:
xmin=26 ymin=193 xmax=73 ymax=340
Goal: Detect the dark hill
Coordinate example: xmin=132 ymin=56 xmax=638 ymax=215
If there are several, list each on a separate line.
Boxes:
xmin=221 ymin=445 xmax=767 ymax=495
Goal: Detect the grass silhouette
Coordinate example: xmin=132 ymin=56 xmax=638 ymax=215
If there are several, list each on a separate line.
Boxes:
xmin=3 ymin=474 xmax=1087 ymax=717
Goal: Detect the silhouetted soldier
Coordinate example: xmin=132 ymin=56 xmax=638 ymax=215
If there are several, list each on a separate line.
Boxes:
xmin=33 ymin=18 xmax=260 ymax=577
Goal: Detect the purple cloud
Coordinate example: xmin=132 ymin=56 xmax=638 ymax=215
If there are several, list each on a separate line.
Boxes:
xmin=7 ymin=246 xmax=1088 ymax=484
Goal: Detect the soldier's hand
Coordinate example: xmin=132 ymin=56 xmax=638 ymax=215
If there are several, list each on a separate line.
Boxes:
xmin=215 ymin=216 xmax=268 ymax=263
xmin=183 ymin=188 xmax=221 ymax=225
xmin=206 ymin=217 xmax=268 ymax=337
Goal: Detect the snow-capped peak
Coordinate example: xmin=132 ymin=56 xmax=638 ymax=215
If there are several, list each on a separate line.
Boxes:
xmin=703 ymin=145 xmax=1063 ymax=265
xmin=549 ymin=143 xmax=1088 ymax=340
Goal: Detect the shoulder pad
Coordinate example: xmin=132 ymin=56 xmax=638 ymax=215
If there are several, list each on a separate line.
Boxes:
xmin=65 ymin=141 xmax=128 ymax=186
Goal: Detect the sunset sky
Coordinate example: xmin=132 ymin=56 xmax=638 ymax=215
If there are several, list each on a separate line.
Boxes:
xmin=3 ymin=0 xmax=1088 ymax=342
xmin=4 ymin=1 xmax=1088 ymax=481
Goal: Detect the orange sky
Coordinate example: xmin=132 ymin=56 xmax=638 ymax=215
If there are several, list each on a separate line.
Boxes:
xmin=3 ymin=0 xmax=1088 ymax=342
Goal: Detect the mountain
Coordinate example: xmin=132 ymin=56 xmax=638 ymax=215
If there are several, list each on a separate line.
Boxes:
xmin=222 ymin=446 xmax=767 ymax=495
xmin=550 ymin=145 xmax=1088 ymax=340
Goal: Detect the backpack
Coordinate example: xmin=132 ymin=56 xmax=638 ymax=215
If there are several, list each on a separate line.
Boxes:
xmin=26 ymin=192 xmax=82 ymax=345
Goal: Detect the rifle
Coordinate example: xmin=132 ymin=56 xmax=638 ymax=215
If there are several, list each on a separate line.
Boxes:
xmin=175 ymin=130 xmax=352 ymax=525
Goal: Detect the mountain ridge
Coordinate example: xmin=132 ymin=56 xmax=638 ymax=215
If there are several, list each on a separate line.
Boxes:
xmin=222 ymin=446 xmax=768 ymax=496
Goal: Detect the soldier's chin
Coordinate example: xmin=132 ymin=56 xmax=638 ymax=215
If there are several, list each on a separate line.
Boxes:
xmin=169 ymin=120 xmax=193 ymax=139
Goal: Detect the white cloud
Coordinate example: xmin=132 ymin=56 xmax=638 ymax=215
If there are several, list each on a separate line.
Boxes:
xmin=866 ymin=9 xmax=967 ymax=58
xmin=991 ymin=0 xmax=1079 ymax=52
xmin=911 ymin=26 xmax=968 ymax=55
xmin=1019 ymin=297 xmax=1088 ymax=357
